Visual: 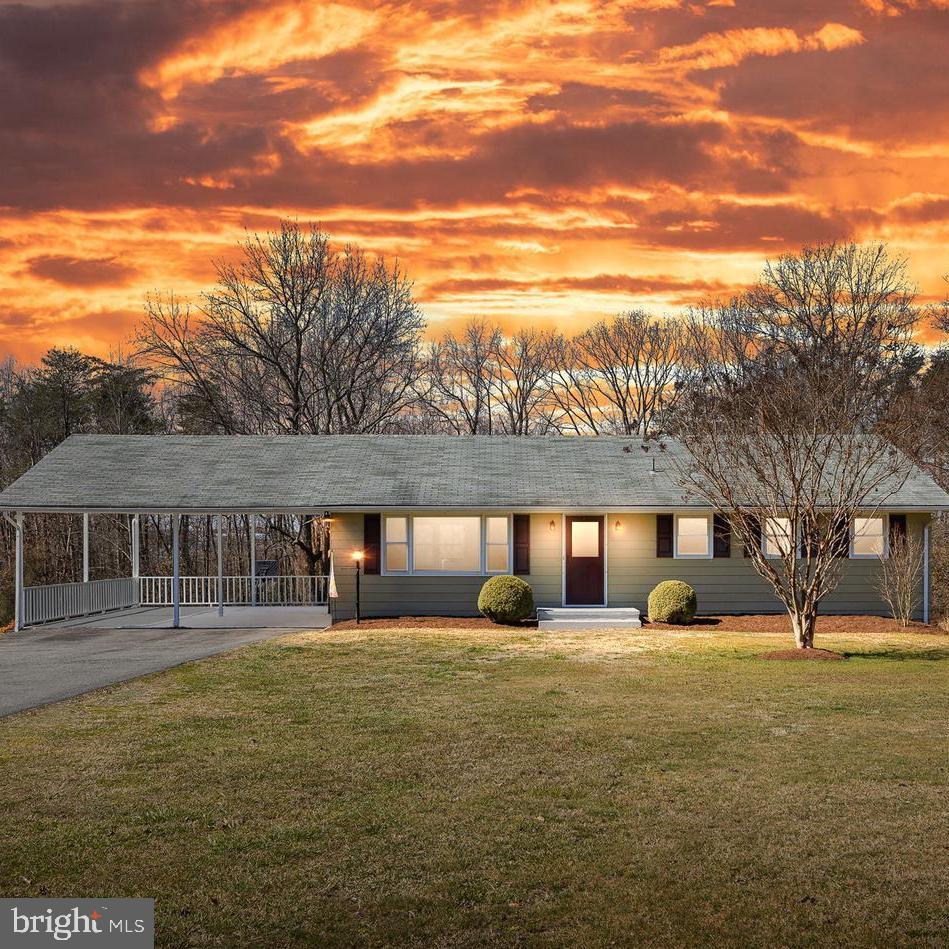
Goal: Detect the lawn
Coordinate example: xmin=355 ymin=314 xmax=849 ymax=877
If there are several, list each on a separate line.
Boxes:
xmin=2 ymin=625 xmax=948 ymax=947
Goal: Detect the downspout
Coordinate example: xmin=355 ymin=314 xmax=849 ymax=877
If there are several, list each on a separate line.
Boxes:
xmin=923 ymin=523 xmax=930 ymax=625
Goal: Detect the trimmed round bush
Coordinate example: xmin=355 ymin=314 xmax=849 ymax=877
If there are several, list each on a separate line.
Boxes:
xmin=648 ymin=580 xmax=697 ymax=624
xmin=478 ymin=575 xmax=534 ymax=624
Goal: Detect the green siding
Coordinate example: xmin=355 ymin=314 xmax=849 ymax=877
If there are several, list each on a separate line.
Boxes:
xmin=329 ymin=511 xmax=930 ymax=621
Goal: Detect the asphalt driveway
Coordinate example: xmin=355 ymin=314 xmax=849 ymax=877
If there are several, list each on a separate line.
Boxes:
xmin=0 ymin=625 xmax=299 ymax=717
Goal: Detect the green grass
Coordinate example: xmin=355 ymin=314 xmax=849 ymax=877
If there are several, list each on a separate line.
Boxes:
xmin=2 ymin=627 xmax=948 ymax=947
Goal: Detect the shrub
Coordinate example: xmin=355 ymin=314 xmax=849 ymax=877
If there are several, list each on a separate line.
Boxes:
xmin=648 ymin=580 xmax=697 ymax=624
xmin=478 ymin=575 xmax=534 ymax=624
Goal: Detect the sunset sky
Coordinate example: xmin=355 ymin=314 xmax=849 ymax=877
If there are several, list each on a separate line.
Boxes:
xmin=2 ymin=0 xmax=948 ymax=362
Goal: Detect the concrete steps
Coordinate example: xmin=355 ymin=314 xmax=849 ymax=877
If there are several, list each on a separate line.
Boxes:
xmin=536 ymin=607 xmax=642 ymax=631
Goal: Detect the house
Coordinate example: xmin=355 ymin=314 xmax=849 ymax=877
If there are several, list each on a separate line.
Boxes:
xmin=1 ymin=434 xmax=947 ymax=629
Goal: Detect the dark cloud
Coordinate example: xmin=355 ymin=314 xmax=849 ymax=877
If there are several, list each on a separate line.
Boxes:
xmin=710 ymin=10 xmax=949 ymax=143
xmin=26 ymin=254 xmax=138 ymax=287
xmin=892 ymin=196 xmax=949 ymax=223
xmin=526 ymin=82 xmax=661 ymax=116
xmin=173 ymin=48 xmax=385 ymax=125
xmin=0 ymin=0 xmax=272 ymax=209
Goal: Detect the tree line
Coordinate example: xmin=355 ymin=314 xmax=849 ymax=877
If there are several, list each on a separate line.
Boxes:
xmin=0 ymin=222 xmax=946 ymax=634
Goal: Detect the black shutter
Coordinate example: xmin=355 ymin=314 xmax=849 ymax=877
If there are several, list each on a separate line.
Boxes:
xmin=743 ymin=516 xmax=761 ymax=557
xmin=363 ymin=513 xmax=381 ymax=575
xmin=831 ymin=514 xmax=850 ymax=559
xmin=799 ymin=514 xmax=819 ymax=559
xmin=513 ymin=514 xmax=530 ymax=575
xmin=889 ymin=514 xmax=907 ymax=550
xmin=656 ymin=514 xmax=673 ymax=558
xmin=713 ymin=514 xmax=731 ymax=558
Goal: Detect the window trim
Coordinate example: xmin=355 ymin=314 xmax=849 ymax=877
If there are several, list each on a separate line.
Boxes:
xmin=382 ymin=514 xmax=512 ymax=576
xmin=850 ymin=513 xmax=888 ymax=560
xmin=484 ymin=515 xmax=513 ymax=575
xmin=762 ymin=516 xmax=794 ymax=559
xmin=382 ymin=515 xmax=410 ymax=575
xmin=674 ymin=513 xmax=713 ymax=559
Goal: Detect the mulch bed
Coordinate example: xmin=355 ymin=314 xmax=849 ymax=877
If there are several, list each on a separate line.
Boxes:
xmin=757 ymin=648 xmax=846 ymax=660
xmin=330 ymin=614 xmax=942 ymax=635
xmin=330 ymin=616 xmax=536 ymax=630
xmin=647 ymin=614 xmax=938 ymax=635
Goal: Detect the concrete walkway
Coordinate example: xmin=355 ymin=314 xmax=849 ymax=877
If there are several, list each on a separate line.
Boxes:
xmin=0 ymin=623 xmax=316 ymax=718
xmin=46 ymin=604 xmax=332 ymax=630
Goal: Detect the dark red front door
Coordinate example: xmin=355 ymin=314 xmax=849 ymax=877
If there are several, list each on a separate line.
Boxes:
xmin=565 ymin=516 xmax=604 ymax=605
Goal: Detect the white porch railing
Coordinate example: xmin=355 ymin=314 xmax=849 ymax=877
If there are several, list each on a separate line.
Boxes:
xmin=23 ymin=578 xmax=137 ymax=627
xmin=139 ymin=575 xmax=328 ymax=607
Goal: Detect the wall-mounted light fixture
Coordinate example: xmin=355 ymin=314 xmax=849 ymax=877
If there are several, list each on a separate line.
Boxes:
xmin=614 ymin=519 xmax=622 ymax=532
xmin=548 ymin=519 xmax=557 ymax=532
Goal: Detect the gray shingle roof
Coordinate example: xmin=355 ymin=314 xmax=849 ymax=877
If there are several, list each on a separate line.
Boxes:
xmin=1 ymin=434 xmax=947 ymax=513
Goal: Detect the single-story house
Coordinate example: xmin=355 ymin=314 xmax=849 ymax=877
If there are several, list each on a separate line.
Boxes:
xmin=1 ymin=434 xmax=947 ymax=629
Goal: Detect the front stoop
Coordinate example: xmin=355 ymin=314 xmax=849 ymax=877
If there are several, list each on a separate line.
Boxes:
xmin=536 ymin=607 xmax=642 ymax=630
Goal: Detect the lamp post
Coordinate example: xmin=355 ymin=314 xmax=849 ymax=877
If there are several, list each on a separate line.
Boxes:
xmin=352 ymin=550 xmax=363 ymax=624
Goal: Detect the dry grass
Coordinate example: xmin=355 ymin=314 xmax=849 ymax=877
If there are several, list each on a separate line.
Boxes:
xmin=1 ymin=625 xmax=948 ymax=947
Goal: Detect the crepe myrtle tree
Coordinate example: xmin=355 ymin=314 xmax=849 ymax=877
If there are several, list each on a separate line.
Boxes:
xmin=667 ymin=243 xmax=921 ymax=649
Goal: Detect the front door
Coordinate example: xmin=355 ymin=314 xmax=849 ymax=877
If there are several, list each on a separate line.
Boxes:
xmin=565 ymin=516 xmax=604 ymax=605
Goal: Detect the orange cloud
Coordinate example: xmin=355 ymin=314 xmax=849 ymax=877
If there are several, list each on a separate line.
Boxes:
xmin=0 ymin=0 xmax=946 ymax=363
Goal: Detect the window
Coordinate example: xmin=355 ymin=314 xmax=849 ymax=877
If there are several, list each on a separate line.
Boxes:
xmin=384 ymin=516 xmax=408 ymax=572
xmin=413 ymin=516 xmax=481 ymax=572
xmin=571 ymin=520 xmax=600 ymax=558
xmin=383 ymin=516 xmax=513 ymax=575
xmin=852 ymin=516 xmax=885 ymax=558
xmin=485 ymin=516 xmax=510 ymax=572
xmin=763 ymin=517 xmax=793 ymax=558
xmin=675 ymin=515 xmax=710 ymax=558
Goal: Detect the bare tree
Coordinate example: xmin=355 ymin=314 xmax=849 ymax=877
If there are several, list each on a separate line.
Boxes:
xmin=550 ymin=311 xmax=680 ymax=435
xmin=421 ymin=320 xmax=501 ymax=434
xmin=137 ymin=222 xmax=426 ymax=435
xmin=492 ymin=328 xmax=556 ymax=435
xmin=669 ymin=243 xmax=921 ymax=649
xmin=419 ymin=320 xmax=555 ymax=435
xmin=136 ymin=222 xmax=427 ymax=573
xmin=877 ymin=533 xmax=924 ymax=626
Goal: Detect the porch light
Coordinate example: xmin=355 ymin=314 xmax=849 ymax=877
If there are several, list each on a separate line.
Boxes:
xmin=614 ymin=520 xmax=622 ymax=532
xmin=352 ymin=549 xmax=363 ymax=625
xmin=548 ymin=519 xmax=556 ymax=532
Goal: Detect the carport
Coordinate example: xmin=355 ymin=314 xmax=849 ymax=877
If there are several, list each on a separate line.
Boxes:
xmin=0 ymin=435 xmax=340 ymax=632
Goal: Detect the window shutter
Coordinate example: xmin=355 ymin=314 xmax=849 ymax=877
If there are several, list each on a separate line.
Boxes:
xmin=656 ymin=514 xmax=673 ymax=558
xmin=830 ymin=514 xmax=850 ymax=559
xmin=889 ymin=514 xmax=907 ymax=550
xmin=713 ymin=515 xmax=731 ymax=558
xmin=799 ymin=514 xmax=819 ymax=559
xmin=743 ymin=516 xmax=761 ymax=558
xmin=513 ymin=514 xmax=530 ymax=575
xmin=363 ymin=513 xmax=381 ymax=575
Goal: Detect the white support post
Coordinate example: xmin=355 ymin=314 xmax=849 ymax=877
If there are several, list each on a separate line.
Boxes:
xmin=14 ymin=512 xmax=23 ymax=632
xmin=923 ymin=523 xmax=930 ymax=625
xmin=172 ymin=514 xmax=181 ymax=629
xmin=249 ymin=514 xmax=257 ymax=608
xmin=217 ymin=513 xmax=224 ymax=617
xmin=131 ymin=514 xmax=140 ymax=606
xmin=82 ymin=512 xmax=90 ymax=583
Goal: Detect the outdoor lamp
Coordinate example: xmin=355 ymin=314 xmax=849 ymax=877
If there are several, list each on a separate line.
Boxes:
xmin=352 ymin=550 xmax=363 ymax=624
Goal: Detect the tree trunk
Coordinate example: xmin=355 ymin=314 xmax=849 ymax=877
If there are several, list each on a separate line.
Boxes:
xmin=791 ymin=609 xmax=816 ymax=649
